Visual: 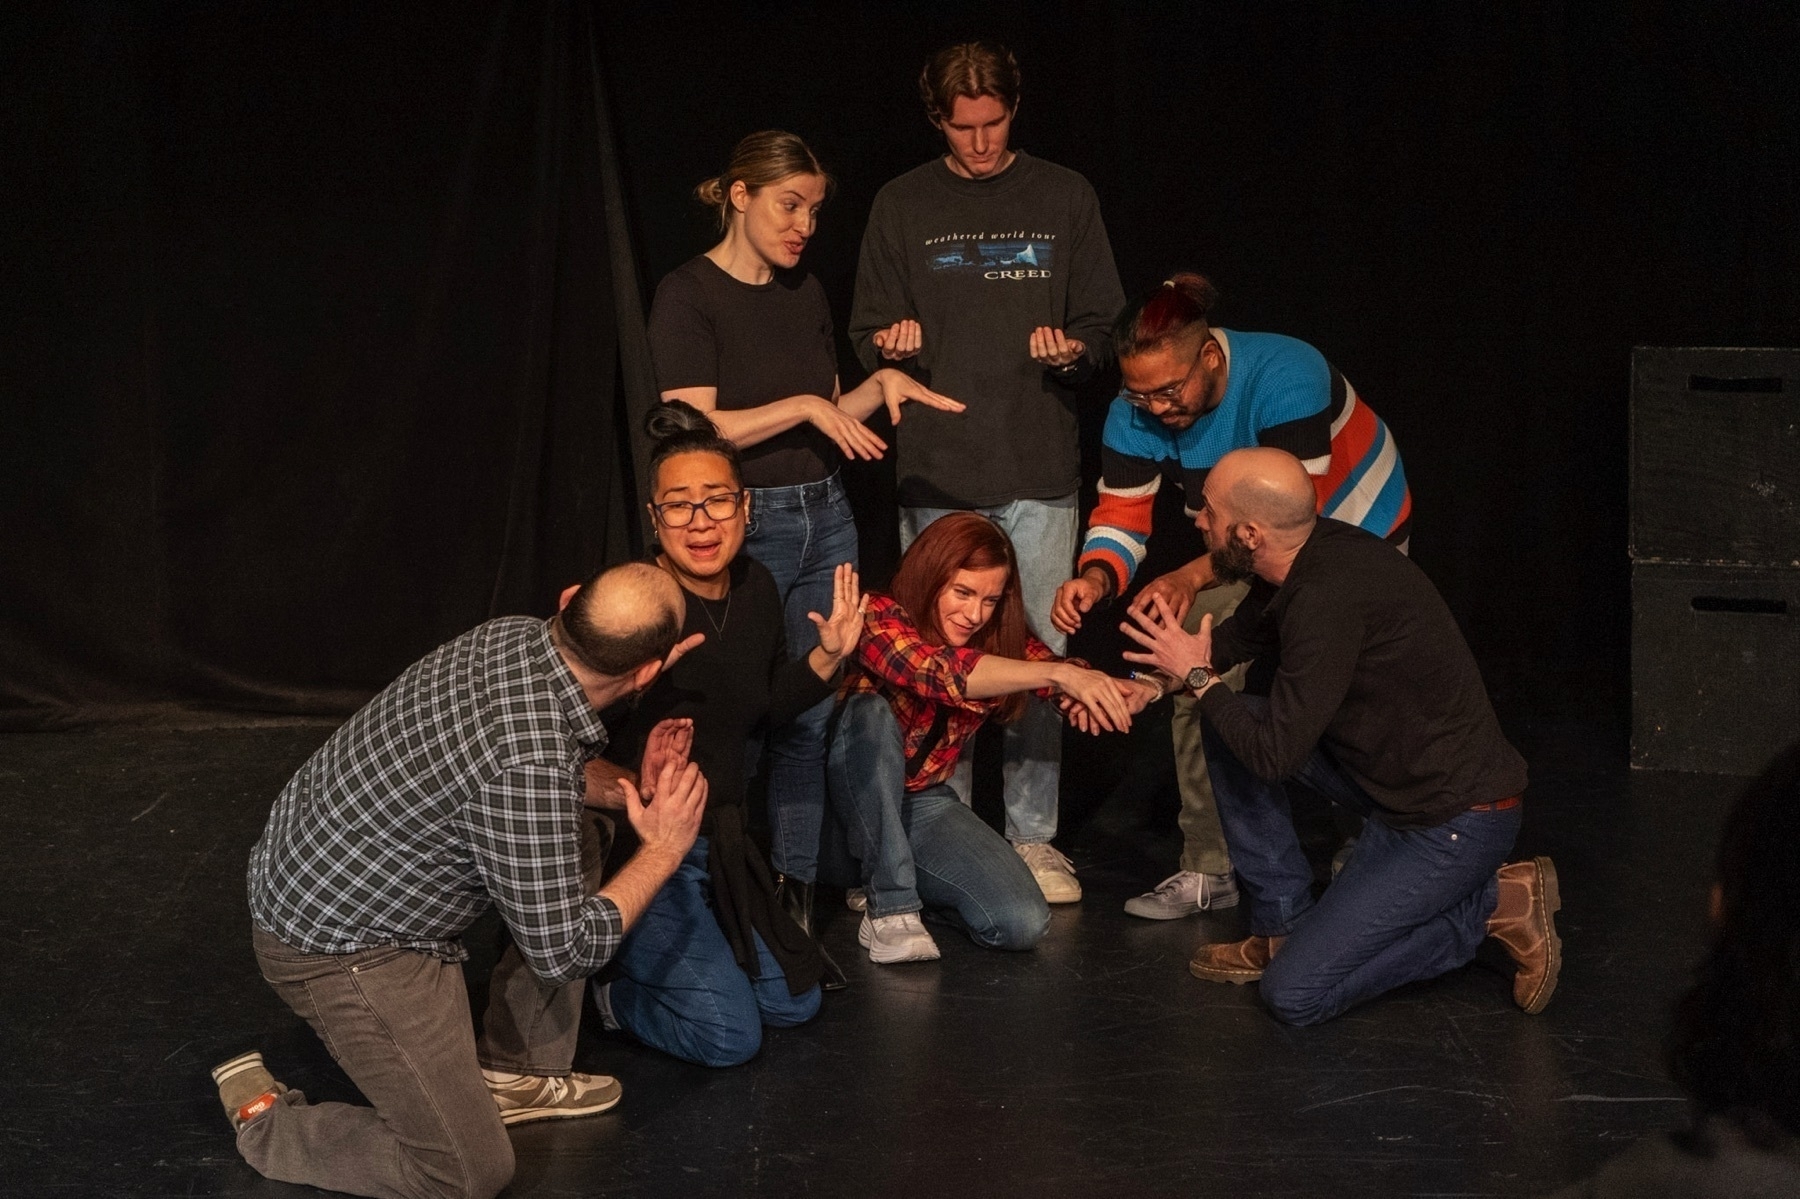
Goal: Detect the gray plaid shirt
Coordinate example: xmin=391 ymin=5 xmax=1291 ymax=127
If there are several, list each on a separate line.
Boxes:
xmin=247 ymin=616 xmax=622 ymax=986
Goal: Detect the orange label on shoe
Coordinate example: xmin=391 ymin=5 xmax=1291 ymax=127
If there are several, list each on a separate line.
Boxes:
xmin=237 ymin=1091 xmax=279 ymax=1124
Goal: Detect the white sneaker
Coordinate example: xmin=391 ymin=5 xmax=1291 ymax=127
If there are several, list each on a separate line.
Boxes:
xmin=1123 ymin=870 xmax=1239 ymax=919
xmin=857 ymin=911 xmax=940 ymax=964
xmin=1015 ymin=841 xmax=1082 ymax=904
xmin=845 ymin=887 xmax=868 ymax=912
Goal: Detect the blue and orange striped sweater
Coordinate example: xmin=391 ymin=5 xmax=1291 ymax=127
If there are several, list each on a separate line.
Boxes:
xmin=1078 ymin=329 xmax=1412 ymax=594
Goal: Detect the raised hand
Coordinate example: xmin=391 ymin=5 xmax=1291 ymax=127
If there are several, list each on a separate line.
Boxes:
xmin=1121 ymin=596 xmax=1214 ymax=683
xmin=622 ymin=757 xmax=706 ymax=859
xmin=1029 ymin=326 xmax=1087 ymax=369
xmin=872 ymin=319 xmax=923 ymax=361
xmin=807 ymin=563 xmax=867 ymax=672
xmin=636 ymin=717 xmax=694 ymax=799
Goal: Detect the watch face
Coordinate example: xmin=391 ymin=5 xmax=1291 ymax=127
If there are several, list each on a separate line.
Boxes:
xmin=1185 ymin=666 xmax=1211 ymax=689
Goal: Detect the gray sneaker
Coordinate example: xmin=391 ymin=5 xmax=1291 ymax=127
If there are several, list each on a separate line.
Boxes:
xmin=1123 ymin=870 xmax=1239 ymax=919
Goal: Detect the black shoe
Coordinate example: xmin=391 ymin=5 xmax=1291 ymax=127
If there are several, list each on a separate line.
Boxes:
xmin=777 ymin=876 xmax=848 ymax=992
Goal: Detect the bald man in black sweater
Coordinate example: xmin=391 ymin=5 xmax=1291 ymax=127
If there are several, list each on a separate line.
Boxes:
xmin=1122 ymin=447 xmax=1560 ymax=1026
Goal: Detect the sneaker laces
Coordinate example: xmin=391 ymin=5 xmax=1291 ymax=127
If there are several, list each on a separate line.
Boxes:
xmin=1153 ymin=870 xmax=1200 ymax=896
xmin=1020 ymin=842 xmax=1075 ymax=874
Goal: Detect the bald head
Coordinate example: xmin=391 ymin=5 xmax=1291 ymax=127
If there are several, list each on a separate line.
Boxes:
xmin=559 ymin=561 xmax=684 ymax=678
xmin=1210 ymin=447 xmax=1318 ymax=533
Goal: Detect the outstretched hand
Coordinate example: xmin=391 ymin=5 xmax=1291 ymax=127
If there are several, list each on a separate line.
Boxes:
xmin=869 ymin=368 xmax=965 ymax=426
xmin=1029 ymin=326 xmax=1086 ymax=369
xmin=808 ymin=563 xmax=867 ymax=668
xmin=1120 ymin=595 xmax=1214 ymax=682
xmin=872 ymin=319 xmax=923 ymax=361
xmin=1052 ymin=664 xmax=1134 ymax=734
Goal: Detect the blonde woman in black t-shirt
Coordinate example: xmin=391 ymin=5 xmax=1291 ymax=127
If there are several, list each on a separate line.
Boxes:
xmin=646 ymin=131 xmax=962 ymax=956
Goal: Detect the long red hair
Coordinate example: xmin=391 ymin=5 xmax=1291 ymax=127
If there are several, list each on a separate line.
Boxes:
xmin=887 ymin=512 xmax=1032 ymax=722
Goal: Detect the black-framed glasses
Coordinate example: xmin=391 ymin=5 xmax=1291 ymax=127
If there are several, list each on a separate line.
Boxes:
xmin=649 ymin=491 xmax=745 ymax=527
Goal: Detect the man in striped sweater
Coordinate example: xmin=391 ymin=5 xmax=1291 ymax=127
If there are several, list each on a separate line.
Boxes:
xmin=1051 ymin=273 xmax=1411 ymax=919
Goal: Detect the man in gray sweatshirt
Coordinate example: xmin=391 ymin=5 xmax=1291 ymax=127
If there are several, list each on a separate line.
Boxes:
xmin=850 ymin=41 xmax=1125 ymax=904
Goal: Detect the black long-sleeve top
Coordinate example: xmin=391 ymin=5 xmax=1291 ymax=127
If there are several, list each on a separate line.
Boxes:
xmin=1200 ymin=519 xmax=1528 ymax=829
xmin=613 ymin=556 xmax=834 ymax=994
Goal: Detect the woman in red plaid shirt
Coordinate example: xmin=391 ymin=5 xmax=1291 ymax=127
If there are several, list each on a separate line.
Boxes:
xmin=827 ymin=512 xmax=1140 ymax=964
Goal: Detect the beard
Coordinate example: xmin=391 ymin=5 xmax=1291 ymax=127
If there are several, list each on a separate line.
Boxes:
xmin=1210 ymin=525 xmax=1257 ymax=584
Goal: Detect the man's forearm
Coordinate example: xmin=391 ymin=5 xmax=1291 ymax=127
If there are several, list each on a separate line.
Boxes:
xmin=583 ymin=758 xmax=635 ymax=810
xmin=598 ymin=843 xmax=688 ymax=934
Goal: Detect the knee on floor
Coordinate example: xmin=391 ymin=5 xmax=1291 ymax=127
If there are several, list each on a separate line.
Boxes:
xmin=972 ymin=896 xmax=1050 ymax=952
xmin=413 ymin=1133 xmax=513 ymax=1199
xmin=1257 ymin=965 xmax=1333 ymax=1028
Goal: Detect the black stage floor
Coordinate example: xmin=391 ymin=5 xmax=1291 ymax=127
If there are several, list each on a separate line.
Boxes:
xmin=2 ymin=701 xmax=1729 ymax=1198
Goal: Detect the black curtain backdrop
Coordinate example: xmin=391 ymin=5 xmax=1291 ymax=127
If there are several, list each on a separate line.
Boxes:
xmin=5 ymin=2 xmax=1798 ymax=732
xmin=3 ymin=2 xmax=657 ymax=728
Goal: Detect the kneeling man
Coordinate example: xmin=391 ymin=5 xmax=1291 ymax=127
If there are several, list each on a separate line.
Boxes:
xmin=1123 ymin=448 xmax=1560 ymax=1026
xmin=212 ymin=562 xmax=707 ymax=1199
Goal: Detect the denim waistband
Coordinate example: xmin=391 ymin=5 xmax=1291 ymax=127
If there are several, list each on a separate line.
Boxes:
xmin=747 ymin=470 xmax=843 ymax=508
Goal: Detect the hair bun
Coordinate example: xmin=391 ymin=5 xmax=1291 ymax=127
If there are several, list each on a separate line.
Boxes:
xmin=643 ymin=398 xmax=719 ymax=444
xmin=692 ymin=177 xmax=725 ymax=208
xmin=1165 ymin=271 xmax=1218 ymax=315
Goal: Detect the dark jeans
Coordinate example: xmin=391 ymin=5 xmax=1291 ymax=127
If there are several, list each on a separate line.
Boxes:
xmin=239 ymin=816 xmax=604 ymax=1199
xmin=743 ymin=472 xmax=860 ymax=883
xmin=608 ymin=837 xmax=821 ymax=1068
xmin=826 ymin=693 xmax=1048 ymax=950
xmin=1204 ymin=696 xmax=1520 ymax=1026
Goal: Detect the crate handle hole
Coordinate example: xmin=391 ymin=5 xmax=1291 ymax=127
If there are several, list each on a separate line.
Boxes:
xmin=1688 ymin=375 xmax=1784 ymax=394
xmin=1691 ymin=596 xmax=1788 ymax=615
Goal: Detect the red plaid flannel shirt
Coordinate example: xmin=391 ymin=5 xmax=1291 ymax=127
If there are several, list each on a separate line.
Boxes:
xmin=845 ymin=592 xmax=1068 ymax=792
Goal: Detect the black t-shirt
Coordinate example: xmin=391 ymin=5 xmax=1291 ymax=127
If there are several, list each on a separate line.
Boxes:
xmin=647 ymin=255 xmax=839 ymax=488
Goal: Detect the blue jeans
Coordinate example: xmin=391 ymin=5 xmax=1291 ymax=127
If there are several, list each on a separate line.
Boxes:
xmin=1203 ymin=697 xmax=1520 ymax=1026
xmin=606 ymin=838 xmax=821 ymax=1067
xmin=899 ymin=494 xmax=1077 ymax=844
xmin=826 ymin=693 xmax=1049 ymax=950
xmin=744 ymin=472 xmax=859 ymax=882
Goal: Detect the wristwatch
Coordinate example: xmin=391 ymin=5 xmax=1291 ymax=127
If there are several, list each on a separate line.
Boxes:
xmin=1184 ymin=665 xmax=1218 ymax=694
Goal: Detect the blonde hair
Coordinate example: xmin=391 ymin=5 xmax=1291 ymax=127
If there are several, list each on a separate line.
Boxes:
xmin=694 ymin=131 xmax=834 ymax=232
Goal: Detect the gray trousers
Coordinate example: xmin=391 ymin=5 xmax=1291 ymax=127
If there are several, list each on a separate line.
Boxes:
xmin=238 ymin=817 xmax=605 ymax=1199
xmin=1169 ymin=581 xmax=1251 ymax=875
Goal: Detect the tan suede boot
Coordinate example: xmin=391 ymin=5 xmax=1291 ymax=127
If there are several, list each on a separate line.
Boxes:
xmin=1189 ymin=934 xmax=1286 ymax=983
xmin=1487 ymin=856 xmax=1563 ymax=1013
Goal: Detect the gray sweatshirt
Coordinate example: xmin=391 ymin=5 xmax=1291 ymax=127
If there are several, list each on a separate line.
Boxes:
xmin=850 ymin=151 xmax=1125 ymax=509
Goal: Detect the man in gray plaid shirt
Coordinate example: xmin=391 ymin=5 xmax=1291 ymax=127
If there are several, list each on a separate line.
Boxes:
xmin=211 ymin=561 xmax=709 ymax=1199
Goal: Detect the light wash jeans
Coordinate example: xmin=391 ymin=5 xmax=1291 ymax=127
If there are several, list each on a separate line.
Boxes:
xmin=1204 ymin=696 xmax=1520 ymax=1026
xmin=743 ymin=472 xmax=859 ymax=883
xmin=826 ymin=693 xmax=1048 ymax=950
xmin=898 ymin=493 xmax=1077 ymax=844
xmin=606 ymin=838 xmax=821 ymax=1068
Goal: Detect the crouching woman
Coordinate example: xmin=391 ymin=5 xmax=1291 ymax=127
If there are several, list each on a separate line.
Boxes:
xmin=828 ymin=512 xmax=1135 ymax=964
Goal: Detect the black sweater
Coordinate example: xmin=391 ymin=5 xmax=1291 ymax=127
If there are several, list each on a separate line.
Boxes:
xmin=614 ymin=557 xmax=835 ymax=994
xmin=1201 ymin=519 xmax=1528 ymax=829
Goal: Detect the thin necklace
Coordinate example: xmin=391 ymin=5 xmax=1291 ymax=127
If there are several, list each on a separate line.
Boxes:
xmin=695 ymin=587 xmax=731 ymax=636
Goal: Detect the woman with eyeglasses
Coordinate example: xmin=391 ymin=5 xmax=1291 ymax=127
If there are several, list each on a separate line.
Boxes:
xmin=648 ymin=131 xmax=963 ymax=958
xmin=583 ymin=401 xmax=865 ymax=1067
xmin=1051 ymin=271 xmax=1414 ymax=926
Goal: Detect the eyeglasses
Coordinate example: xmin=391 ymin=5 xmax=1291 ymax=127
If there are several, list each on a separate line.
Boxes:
xmin=1117 ymin=382 xmax=1189 ymax=412
xmin=650 ymin=491 xmax=745 ymax=527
